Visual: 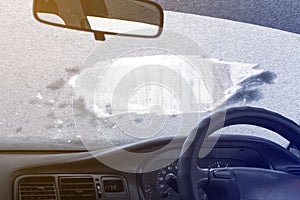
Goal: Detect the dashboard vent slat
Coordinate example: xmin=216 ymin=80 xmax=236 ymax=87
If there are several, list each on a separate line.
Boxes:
xmin=287 ymin=168 xmax=300 ymax=176
xmin=18 ymin=177 xmax=57 ymax=200
xmin=59 ymin=177 xmax=96 ymax=200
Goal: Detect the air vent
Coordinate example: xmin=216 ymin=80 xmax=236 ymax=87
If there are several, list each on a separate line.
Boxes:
xmin=59 ymin=177 xmax=96 ymax=200
xmin=18 ymin=176 xmax=57 ymax=200
xmin=287 ymin=168 xmax=300 ymax=176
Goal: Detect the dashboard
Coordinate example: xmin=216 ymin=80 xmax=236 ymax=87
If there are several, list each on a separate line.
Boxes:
xmin=1 ymin=135 xmax=300 ymax=199
xmin=139 ymin=138 xmax=272 ymax=200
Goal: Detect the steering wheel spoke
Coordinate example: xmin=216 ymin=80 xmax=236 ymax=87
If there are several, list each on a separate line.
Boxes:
xmin=195 ymin=166 xmax=209 ymax=187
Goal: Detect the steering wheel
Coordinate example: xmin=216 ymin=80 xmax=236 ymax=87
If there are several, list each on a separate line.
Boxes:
xmin=178 ymin=106 xmax=300 ymax=200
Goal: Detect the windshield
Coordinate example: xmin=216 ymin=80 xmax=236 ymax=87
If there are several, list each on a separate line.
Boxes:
xmin=0 ymin=0 xmax=299 ymax=150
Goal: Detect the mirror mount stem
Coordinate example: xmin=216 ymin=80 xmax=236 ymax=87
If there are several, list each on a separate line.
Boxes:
xmin=94 ymin=31 xmax=106 ymax=41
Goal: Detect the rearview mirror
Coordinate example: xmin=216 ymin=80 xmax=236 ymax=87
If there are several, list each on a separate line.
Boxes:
xmin=33 ymin=0 xmax=164 ymax=40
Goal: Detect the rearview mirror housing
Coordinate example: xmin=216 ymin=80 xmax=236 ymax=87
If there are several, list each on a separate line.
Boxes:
xmin=33 ymin=0 xmax=164 ymax=41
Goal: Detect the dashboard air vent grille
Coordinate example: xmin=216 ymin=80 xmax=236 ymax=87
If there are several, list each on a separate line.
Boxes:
xmin=18 ymin=176 xmax=57 ymax=200
xmin=287 ymin=168 xmax=300 ymax=176
xmin=59 ymin=177 xmax=96 ymax=200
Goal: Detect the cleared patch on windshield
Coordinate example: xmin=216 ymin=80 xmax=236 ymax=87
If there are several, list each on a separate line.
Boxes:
xmin=65 ymin=66 xmax=80 ymax=76
xmin=67 ymin=53 xmax=267 ymax=151
xmin=239 ymin=71 xmax=277 ymax=87
xmin=226 ymin=71 xmax=277 ymax=105
xmin=15 ymin=127 xmax=23 ymax=133
xmin=27 ymin=77 xmax=74 ymax=133
xmin=46 ymin=78 xmax=66 ymax=90
xmin=70 ymin=56 xmax=263 ymax=118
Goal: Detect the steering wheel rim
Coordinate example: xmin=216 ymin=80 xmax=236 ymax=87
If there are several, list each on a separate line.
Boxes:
xmin=178 ymin=106 xmax=300 ymax=200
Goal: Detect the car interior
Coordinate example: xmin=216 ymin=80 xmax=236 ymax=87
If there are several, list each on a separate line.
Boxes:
xmin=1 ymin=0 xmax=300 ymax=199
